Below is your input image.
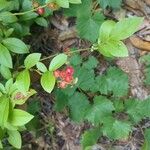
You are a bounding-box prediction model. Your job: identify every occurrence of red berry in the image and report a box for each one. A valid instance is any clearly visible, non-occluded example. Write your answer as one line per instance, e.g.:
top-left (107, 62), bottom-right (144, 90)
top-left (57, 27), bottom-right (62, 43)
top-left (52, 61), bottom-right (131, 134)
top-left (66, 66), bottom-right (74, 76)
top-left (65, 75), bottom-right (73, 83)
top-left (60, 70), bottom-right (66, 79)
top-left (37, 8), bottom-right (45, 15)
top-left (59, 81), bottom-right (67, 89)
top-left (54, 70), bottom-right (60, 78)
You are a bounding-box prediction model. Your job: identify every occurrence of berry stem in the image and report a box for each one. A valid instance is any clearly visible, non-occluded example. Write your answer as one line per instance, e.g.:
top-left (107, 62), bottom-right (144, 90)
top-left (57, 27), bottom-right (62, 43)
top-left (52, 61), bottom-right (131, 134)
top-left (41, 48), bottom-right (91, 61)
top-left (3, 4), bottom-right (47, 16)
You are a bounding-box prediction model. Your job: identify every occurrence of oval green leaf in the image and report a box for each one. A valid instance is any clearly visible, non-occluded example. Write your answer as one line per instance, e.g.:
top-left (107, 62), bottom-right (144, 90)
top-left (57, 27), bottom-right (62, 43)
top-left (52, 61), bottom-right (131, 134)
top-left (8, 109), bottom-right (34, 126)
top-left (2, 38), bottom-right (29, 54)
top-left (41, 71), bottom-right (56, 93)
top-left (49, 54), bottom-right (67, 71)
top-left (7, 130), bottom-right (22, 149)
top-left (24, 53), bottom-right (41, 69)
top-left (15, 69), bottom-right (30, 93)
top-left (0, 96), bottom-right (9, 128)
top-left (0, 43), bottom-right (12, 68)
top-left (36, 62), bottom-right (47, 73)
top-left (0, 65), bottom-right (12, 79)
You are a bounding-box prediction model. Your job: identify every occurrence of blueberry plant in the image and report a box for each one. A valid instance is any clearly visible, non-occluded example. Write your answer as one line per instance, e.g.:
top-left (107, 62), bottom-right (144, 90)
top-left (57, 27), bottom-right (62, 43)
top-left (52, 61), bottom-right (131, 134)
top-left (0, 0), bottom-right (149, 149)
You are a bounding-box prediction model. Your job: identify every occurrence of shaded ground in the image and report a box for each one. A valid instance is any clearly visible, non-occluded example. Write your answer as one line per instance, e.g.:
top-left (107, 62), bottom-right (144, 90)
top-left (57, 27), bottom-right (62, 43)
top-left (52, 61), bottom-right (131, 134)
top-left (22, 0), bottom-right (150, 149)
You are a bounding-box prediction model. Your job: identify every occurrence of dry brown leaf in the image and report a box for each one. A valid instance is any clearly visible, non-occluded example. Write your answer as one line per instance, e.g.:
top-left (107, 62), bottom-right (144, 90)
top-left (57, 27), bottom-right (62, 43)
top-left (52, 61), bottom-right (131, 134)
top-left (144, 0), bottom-right (150, 6)
top-left (130, 36), bottom-right (150, 51)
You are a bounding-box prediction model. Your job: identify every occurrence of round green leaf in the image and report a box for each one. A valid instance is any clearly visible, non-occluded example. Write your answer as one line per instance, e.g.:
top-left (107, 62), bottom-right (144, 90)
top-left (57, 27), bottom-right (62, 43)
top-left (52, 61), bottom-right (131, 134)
top-left (41, 71), bottom-right (56, 93)
top-left (49, 54), bottom-right (67, 71)
top-left (2, 38), bottom-right (29, 54)
top-left (24, 53), bottom-right (41, 69)
top-left (0, 43), bottom-right (12, 68)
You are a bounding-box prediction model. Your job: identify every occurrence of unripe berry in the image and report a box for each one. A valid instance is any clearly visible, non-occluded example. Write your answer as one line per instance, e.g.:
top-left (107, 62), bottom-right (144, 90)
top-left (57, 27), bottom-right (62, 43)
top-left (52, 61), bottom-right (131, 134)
top-left (59, 81), bottom-right (67, 89)
top-left (66, 66), bottom-right (74, 76)
top-left (33, 1), bottom-right (39, 8)
top-left (60, 70), bottom-right (66, 80)
top-left (47, 3), bottom-right (59, 10)
top-left (54, 70), bottom-right (60, 78)
top-left (37, 8), bottom-right (45, 15)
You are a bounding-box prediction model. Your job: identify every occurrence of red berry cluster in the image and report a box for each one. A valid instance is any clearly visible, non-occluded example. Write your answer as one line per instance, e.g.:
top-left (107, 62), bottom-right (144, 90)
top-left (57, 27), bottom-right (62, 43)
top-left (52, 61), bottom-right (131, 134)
top-left (54, 66), bottom-right (75, 89)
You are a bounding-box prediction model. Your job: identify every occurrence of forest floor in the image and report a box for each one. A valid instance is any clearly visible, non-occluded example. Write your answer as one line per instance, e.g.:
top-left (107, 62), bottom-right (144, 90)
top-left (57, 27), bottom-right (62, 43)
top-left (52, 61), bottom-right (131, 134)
top-left (21, 0), bottom-right (150, 150)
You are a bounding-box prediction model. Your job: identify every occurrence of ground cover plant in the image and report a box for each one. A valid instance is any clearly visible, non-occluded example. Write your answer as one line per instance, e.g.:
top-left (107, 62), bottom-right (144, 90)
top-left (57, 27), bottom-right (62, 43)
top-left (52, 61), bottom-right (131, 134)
top-left (0, 0), bottom-right (150, 149)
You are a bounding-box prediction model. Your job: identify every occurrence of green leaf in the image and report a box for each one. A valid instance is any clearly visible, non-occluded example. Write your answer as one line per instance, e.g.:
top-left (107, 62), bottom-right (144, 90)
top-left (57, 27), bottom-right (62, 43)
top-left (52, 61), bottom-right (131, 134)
top-left (98, 20), bottom-right (116, 43)
top-left (83, 56), bottom-right (98, 70)
top-left (22, 0), bottom-right (32, 11)
top-left (102, 119), bottom-right (131, 140)
top-left (69, 0), bottom-right (81, 3)
top-left (124, 98), bottom-right (150, 123)
top-left (5, 78), bottom-right (13, 93)
top-left (96, 67), bottom-right (129, 97)
top-left (24, 53), bottom-right (41, 69)
top-left (54, 90), bottom-right (68, 112)
top-left (41, 71), bottom-right (56, 93)
top-left (2, 38), bottom-right (29, 54)
top-left (81, 127), bottom-right (102, 150)
top-left (140, 54), bottom-right (150, 66)
top-left (49, 54), bottom-right (67, 71)
top-left (0, 96), bottom-right (9, 128)
top-left (0, 65), bottom-right (12, 79)
top-left (64, 0), bottom-right (91, 17)
top-left (142, 128), bottom-right (150, 150)
top-left (85, 96), bottom-right (115, 125)
top-left (99, 40), bottom-right (128, 57)
top-left (75, 66), bottom-right (95, 91)
top-left (4, 28), bottom-right (14, 37)
top-left (69, 54), bottom-right (82, 66)
top-left (27, 99), bottom-right (41, 115)
top-left (19, 12), bottom-right (38, 21)
top-left (35, 17), bottom-right (48, 27)
top-left (0, 140), bottom-right (2, 149)
top-left (110, 17), bottom-right (144, 40)
top-left (140, 98), bottom-right (150, 117)
top-left (7, 130), bottom-right (22, 149)
top-left (0, 83), bottom-right (6, 93)
top-left (125, 99), bottom-right (143, 123)
top-left (15, 69), bottom-right (30, 93)
top-left (8, 109), bottom-right (34, 126)
top-left (56, 0), bottom-right (69, 8)
top-left (113, 99), bottom-right (124, 112)
top-left (98, 0), bottom-right (122, 9)
top-left (0, 0), bottom-right (11, 11)
top-left (0, 43), bottom-right (12, 68)
top-left (68, 92), bottom-right (90, 122)
top-left (0, 11), bottom-right (17, 23)
top-left (77, 12), bottom-right (105, 42)
top-left (36, 62), bottom-right (47, 73)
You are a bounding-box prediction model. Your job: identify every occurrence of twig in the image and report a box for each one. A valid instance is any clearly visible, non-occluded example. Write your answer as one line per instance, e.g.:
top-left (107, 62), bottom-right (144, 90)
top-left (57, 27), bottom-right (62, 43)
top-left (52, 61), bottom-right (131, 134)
top-left (40, 48), bottom-right (91, 61)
